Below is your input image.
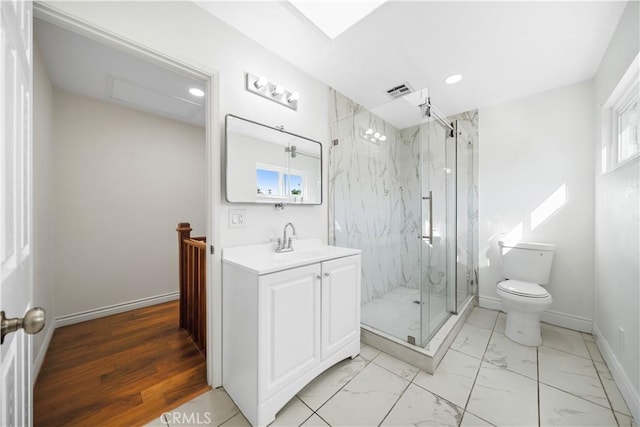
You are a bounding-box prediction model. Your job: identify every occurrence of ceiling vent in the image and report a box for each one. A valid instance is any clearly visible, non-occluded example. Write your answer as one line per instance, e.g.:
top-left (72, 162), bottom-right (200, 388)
top-left (385, 83), bottom-right (414, 98)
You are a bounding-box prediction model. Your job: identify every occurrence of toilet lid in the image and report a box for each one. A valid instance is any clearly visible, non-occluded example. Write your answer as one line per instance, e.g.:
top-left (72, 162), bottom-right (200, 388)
top-left (498, 280), bottom-right (549, 298)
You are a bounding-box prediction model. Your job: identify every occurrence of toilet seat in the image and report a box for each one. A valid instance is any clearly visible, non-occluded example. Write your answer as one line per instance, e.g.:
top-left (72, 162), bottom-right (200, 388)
top-left (497, 280), bottom-right (549, 298)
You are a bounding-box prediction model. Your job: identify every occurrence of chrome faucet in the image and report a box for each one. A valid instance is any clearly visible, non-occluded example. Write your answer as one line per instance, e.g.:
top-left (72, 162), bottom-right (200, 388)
top-left (276, 222), bottom-right (297, 253)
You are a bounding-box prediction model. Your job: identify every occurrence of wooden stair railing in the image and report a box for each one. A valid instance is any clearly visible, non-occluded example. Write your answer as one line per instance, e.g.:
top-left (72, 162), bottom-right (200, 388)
top-left (177, 222), bottom-right (206, 355)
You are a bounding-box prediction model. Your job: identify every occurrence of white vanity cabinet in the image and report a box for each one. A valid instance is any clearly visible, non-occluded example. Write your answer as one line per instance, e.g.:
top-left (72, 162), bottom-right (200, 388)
top-left (222, 242), bottom-right (361, 427)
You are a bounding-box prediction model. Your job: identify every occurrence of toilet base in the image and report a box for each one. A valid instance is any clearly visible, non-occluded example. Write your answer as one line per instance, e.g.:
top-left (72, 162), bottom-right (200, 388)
top-left (505, 311), bottom-right (542, 346)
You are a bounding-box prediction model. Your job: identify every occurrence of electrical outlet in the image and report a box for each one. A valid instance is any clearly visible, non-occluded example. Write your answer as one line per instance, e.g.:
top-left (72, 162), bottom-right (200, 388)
top-left (619, 327), bottom-right (625, 351)
top-left (229, 209), bottom-right (247, 229)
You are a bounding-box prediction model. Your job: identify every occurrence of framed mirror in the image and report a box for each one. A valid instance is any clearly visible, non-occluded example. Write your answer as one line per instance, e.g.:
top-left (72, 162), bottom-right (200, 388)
top-left (225, 114), bottom-right (322, 205)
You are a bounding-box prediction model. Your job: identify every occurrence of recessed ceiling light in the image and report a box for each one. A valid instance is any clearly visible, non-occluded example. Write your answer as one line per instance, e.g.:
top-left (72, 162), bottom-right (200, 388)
top-left (189, 87), bottom-right (205, 97)
top-left (444, 74), bottom-right (462, 85)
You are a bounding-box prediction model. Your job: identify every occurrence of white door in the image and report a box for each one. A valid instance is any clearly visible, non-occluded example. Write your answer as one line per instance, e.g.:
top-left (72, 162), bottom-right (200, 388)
top-left (1, 1), bottom-right (41, 426)
top-left (321, 256), bottom-right (361, 359)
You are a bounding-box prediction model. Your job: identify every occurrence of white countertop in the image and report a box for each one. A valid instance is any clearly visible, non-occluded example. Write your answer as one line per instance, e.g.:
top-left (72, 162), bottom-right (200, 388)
top-left (222, 238), bottom-right (361, 275)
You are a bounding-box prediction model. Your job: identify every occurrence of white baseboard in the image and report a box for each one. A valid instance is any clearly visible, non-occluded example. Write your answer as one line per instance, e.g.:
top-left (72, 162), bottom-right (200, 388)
top-left (478, 295), bottom-right (593, 332)
top-left (478, 296), bottom-right (502, 311)
top-left (55, 291), bottom-right (179, 328)
top-left (593, 323), bottom-right (640, 423)
top-left (32, 319), bottom-right (56, 385)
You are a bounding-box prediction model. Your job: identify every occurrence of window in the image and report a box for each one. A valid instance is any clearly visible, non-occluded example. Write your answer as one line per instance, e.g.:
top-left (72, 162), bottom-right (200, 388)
top-left (601, 55), bottom-right (640, 173)
top-left (256, 163), bottom-right (306, 201)
top-left (617, 94), bottom-right (638, 163)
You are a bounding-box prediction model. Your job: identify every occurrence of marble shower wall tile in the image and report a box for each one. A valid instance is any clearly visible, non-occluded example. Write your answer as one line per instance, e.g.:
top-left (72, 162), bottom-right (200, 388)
top-left (329, 88), bottom-right (421, 304)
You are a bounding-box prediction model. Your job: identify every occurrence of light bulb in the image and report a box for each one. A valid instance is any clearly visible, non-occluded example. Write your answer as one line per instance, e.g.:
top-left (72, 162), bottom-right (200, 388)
top-left (365, 128), bottom-right (374, 135)
top-left (287, 91), bottom-right (299, 103)
top-left (374, 132), bottom-right (380, 138)
top-left (379, 135), bottom-right (387, 141)
top-left (254, 76), bottom-right (268, 89)
top-left (272, 85), bottom-right (285, 96)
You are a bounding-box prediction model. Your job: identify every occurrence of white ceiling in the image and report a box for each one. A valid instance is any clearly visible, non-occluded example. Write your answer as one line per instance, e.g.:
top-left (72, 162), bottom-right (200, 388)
top-left (197, 1), bottom-right (627, 121)
top-left (34, 19), bottom-right (206, 127)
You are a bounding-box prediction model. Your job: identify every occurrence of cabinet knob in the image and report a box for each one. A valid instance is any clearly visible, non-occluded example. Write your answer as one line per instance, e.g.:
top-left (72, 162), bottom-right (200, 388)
top-left (316, 275), bottom-right (322, 280)
top-left (324, 272), bottom-right (330, 277)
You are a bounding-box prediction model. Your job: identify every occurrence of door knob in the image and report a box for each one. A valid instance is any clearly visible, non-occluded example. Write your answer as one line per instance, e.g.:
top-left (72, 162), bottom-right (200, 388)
top-left (1, 307), bottom-right (46, 344)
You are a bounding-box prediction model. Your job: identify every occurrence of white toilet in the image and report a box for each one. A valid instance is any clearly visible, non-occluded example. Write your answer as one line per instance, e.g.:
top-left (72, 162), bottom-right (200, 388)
top-left (496, 240), bottom-right (556, 346)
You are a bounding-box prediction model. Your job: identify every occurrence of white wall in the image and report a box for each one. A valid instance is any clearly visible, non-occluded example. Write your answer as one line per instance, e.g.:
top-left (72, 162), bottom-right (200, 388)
top-left (53, 90), bottom-right (206, 316)
top-left (478, 80), bottom-right (596, 331)
top-left (32, 40), bottom-right (55, 373)
top-left (42, 1), bottom-right (330, 249)
top-left (593, 1), bottom-right (639, 421)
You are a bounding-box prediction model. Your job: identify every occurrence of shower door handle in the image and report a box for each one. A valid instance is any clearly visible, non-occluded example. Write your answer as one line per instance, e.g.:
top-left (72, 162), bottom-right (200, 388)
top-left (421, 191), bottom-right (433, 243)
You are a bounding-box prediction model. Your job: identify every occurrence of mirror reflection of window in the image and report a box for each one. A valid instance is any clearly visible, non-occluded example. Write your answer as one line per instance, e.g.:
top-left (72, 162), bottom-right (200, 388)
top-left (286, 174), bottom-right (302, 194)
top-left (256, 169), bottom-right (281, 196)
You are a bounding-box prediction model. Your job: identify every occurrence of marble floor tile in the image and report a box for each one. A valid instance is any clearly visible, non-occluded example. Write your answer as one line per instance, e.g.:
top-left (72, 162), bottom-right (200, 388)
top-left (494, 312), bottom-right (507, 334)
top-left (168, 388), bottom-right (238, 426)
top-left (380, 383), bottom-right (463, 427)
top-left (467, 362), bottom-right (538, 427)
top-left (373, 351), bottom-right (419, 381)
top-left (614, 412), bottom-right (637, 427)
top-left (586, 340), bottom-right (605, 363)
top-left (317, 362), bottom-right (408, 426)
top-left (583, 332), bottom-right (596, 343)
top-left (449, 322), bottom-right (492, 359)
top-left (460, 411), bottom-right (494, 427)
top-left (412, 349), bottom-right (481, 408)
top-left (594, 361), bottom-right (632, 416)
top-left (269, 397), bottom-right (313, 427)
top-left (219, 412), bottom-right (250, 427)
top-left (538, 346), bottom-right (609, 408)
top-left (466, 307), bottom-right (499, 330)
top-left (358, 343), bottom-right (381, 362)
top-left (483, 331), bottom-right (537, 379)
top-left (300, 414), bottom-right (330, 426)
top-left (541, 322), bottom-right (590, 359)
top-left (539, 383), bottom-right (618, 426)
top-left (297, 356), bottom-right (367, 410)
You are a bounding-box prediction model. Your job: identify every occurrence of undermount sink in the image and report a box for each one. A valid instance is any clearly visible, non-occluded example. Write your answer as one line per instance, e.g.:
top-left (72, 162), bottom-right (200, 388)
top-left (222, 238), bottom-right (361, 275)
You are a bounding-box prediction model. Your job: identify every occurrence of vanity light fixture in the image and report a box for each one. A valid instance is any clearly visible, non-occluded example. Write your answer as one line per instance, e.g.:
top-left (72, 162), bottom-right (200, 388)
top-left (189, 87), bottom-right (205, 97)
top-left (444, 74), bottom-right (463, 85)
top-left (245, 72), bottom-right (299, 111)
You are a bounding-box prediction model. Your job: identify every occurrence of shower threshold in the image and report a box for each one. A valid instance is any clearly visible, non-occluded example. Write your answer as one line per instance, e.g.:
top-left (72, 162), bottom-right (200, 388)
top-left (360, 296), bottom-right (475, 374)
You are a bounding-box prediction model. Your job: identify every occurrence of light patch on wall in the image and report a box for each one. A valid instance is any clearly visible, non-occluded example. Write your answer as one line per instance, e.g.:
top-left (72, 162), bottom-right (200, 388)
top-left (530, 183), bottom-right (567, 230)
top-left (601, 145), bottom-right (608, 173)
top-left (502, 222), bottom-right (524, 253)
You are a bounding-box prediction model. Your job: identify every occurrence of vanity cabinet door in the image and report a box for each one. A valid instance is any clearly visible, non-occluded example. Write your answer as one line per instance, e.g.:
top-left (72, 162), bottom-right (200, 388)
top-left (321, 256), bottom-right (361, 359)
top-left (258, 264), bottom-right (322, 400)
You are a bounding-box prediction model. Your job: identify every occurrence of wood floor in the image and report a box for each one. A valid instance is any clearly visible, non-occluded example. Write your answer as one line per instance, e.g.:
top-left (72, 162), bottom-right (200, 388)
top-left (34, 301), bottom-right (210, 427)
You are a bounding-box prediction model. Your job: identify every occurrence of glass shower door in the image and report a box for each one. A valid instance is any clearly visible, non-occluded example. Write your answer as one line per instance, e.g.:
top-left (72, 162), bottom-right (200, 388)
top-left (420, 117), bottom-right (456, 346)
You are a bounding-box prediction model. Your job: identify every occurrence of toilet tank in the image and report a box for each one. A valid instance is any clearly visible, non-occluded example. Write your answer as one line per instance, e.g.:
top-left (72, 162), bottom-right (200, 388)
top-left (499, 241), bottom-right (556, 285)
